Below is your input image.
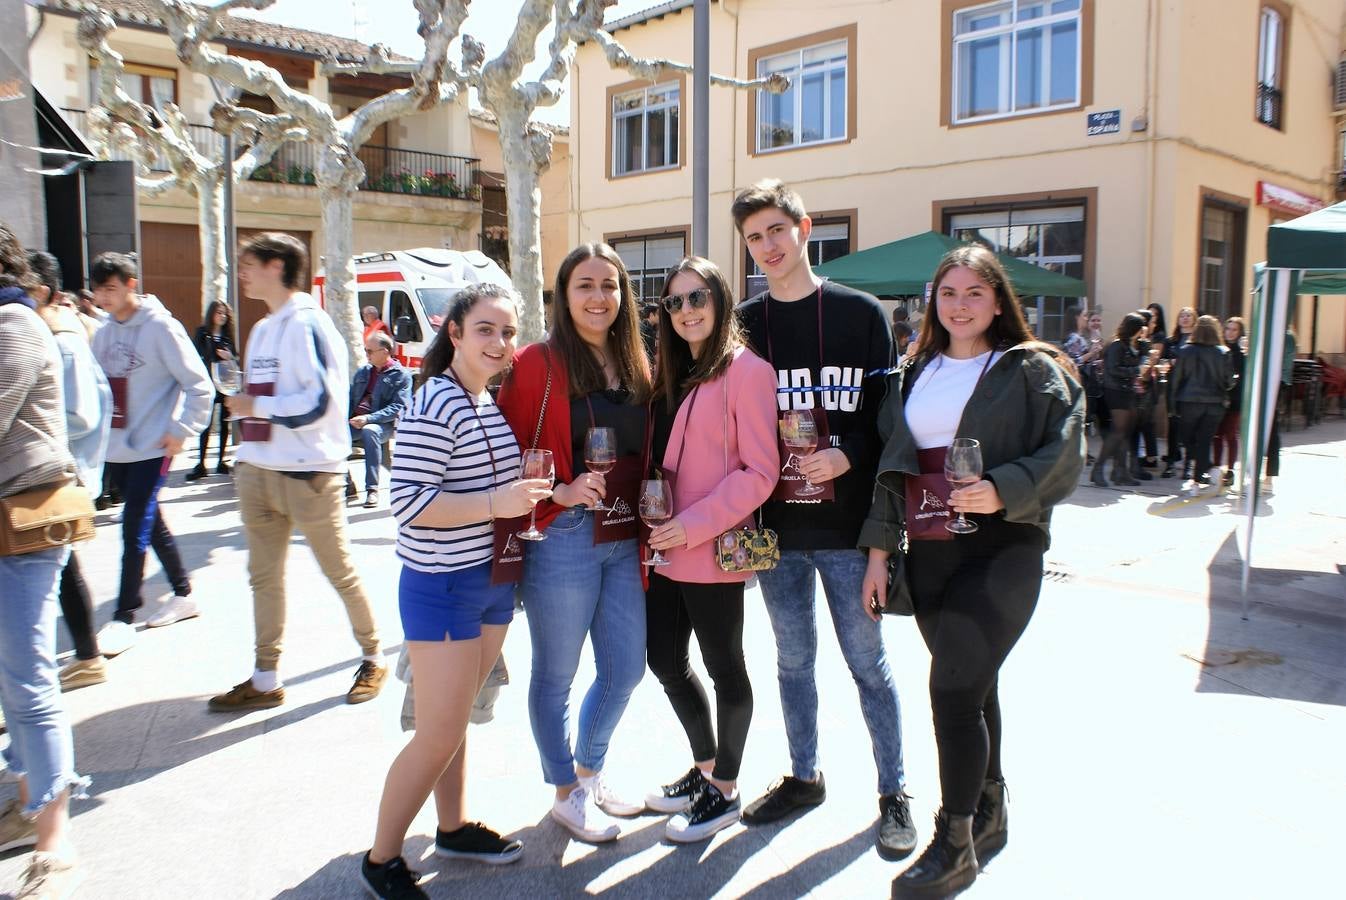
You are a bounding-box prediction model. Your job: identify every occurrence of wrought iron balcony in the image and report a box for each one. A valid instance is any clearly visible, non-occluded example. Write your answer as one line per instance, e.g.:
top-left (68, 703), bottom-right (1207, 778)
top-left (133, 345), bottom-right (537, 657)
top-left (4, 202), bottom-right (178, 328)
top-left (59, 108), bottom-right (480, 201)
top-left (1255, 82), bottom-right (1283, 129)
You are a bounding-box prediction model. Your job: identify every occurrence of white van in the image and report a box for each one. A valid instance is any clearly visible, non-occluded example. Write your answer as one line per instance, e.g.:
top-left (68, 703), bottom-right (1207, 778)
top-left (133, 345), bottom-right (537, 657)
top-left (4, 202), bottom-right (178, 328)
top-left (312, 248), bottom-right (512, 375)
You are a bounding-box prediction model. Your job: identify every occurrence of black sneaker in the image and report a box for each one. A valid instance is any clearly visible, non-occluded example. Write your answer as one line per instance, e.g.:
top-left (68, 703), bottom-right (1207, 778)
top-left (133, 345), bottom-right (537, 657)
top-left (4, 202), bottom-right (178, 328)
top-left (741, 773), bottom-right (826, 825)
top-left (645, 767), bottom-right (707, 813)
top-left (433, 822), bottom-right (522, 865)
top-left (877, 792), bottom-right (918, 860)
top-left (665, 783), bottom-right (741, 843)
top-left (184, 464), bottom-right (208, 482)
top-left (359, 853), bottom-right (427, 900)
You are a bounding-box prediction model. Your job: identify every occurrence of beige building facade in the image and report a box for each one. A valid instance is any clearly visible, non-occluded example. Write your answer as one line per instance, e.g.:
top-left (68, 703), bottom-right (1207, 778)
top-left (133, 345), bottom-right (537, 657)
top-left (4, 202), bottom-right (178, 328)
top-left (27, 0), bottom-right (483, 341)
top-left (570, 0), bottom-right (1346, 359)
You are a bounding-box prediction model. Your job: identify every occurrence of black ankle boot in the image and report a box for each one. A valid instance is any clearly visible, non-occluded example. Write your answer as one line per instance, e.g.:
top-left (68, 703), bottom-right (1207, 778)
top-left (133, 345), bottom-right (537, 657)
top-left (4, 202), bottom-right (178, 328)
top-left (1090, 465), bottom-right (1108, 487)
top-left (971, 779), bottom-right (1008, 865)
top-left (891, 811), bottom-right (977, 898)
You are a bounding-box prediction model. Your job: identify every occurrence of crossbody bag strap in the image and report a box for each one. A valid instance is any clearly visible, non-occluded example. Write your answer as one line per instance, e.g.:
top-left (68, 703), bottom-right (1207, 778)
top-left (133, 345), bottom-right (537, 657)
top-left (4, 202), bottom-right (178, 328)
top-left (530, 344), bottom-right (553, 451)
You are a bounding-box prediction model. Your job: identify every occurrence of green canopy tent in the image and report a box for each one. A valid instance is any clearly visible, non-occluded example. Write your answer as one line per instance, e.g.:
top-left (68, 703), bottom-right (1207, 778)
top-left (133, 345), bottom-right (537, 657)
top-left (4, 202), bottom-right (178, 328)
top-left (1239, 201), bottom-right (1346, 614)
top-left (815, 230), bottom-right (1089, 298)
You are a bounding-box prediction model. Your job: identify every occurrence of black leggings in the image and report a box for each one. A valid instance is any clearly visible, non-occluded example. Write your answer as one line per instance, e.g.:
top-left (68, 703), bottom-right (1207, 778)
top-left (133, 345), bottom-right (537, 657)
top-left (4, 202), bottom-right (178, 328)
top-left (907, 518), bottom-right (1045, 815)
top-left (59, 551), bottom-right (100, 661)
top-left (197, 396), bottom-right (230, 466)
top-left (645, 574), bottom-right (753, 782)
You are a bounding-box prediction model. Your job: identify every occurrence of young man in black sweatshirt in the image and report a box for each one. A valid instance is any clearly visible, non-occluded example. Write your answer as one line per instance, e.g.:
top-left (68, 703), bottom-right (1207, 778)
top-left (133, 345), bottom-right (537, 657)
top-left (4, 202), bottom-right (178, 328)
top-left (732, 180), bottom-right (915, 860)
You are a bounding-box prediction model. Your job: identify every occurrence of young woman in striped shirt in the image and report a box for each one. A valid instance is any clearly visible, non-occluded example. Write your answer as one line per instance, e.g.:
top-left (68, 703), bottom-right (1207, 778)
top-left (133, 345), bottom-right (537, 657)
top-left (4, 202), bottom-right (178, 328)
top-left (362, 283), bottom-right (552, 900)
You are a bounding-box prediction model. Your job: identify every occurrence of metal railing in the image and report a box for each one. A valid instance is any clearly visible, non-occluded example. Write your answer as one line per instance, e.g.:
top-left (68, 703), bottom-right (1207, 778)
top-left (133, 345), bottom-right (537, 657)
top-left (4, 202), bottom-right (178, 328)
top-left (1255, 82), bottom-right (1283, 129)
top-left (61, 107), bottom-right (222, 169)
top-left (60, 108), bottom-right (480, 200)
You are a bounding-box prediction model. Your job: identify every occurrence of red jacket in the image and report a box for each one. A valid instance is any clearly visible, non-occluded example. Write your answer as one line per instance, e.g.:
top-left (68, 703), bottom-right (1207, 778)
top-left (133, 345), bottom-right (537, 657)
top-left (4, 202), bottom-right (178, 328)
top-left (497, 341), bottom-right (573, 533)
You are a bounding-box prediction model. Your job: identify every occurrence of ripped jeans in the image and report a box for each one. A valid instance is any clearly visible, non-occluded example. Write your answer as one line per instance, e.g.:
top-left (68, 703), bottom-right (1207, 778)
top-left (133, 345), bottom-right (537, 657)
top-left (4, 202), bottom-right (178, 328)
top-left (0, 546), bottom-right (90, 815)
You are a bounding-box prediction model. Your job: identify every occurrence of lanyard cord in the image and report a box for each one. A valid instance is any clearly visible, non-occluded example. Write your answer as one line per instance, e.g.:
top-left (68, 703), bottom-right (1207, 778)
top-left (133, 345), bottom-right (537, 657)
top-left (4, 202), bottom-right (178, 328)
top-left (762, 284), bottom-right (824, 369)
top-left (442, 372), bottom-right (505, 490)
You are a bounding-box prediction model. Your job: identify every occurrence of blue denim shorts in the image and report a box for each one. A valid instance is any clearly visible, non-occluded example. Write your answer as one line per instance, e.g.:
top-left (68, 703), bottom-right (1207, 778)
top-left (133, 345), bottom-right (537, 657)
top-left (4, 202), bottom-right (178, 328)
top-left (399, 561), bottom-right (514, 642)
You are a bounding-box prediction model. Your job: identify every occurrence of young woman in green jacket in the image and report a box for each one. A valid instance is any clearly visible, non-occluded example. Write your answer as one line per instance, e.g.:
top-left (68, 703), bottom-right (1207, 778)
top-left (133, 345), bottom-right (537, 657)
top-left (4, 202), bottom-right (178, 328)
top-left (858, 245), bottom-right (1086, 898)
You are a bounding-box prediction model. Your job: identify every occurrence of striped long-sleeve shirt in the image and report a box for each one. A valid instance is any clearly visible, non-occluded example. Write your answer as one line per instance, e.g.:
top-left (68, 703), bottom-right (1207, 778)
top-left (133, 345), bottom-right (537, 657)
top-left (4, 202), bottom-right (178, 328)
top-left (0, 299), bottom-right (75, 498)
top-left (391, 375), bottom-right (522, 572)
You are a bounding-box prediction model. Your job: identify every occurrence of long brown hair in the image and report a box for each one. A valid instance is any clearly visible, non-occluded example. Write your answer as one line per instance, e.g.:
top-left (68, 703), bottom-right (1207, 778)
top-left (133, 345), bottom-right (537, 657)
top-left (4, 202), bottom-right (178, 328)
top-left (550, 243), bottom-right (652, 401)
top-left (201, 300), bottom-right (235, 338)
top-left (654, 257), bottom-right (743, 411)
top-left (1191, 314), bottom-right (1222, 347)
top-left (914, 245), bottom-right (1035, 364)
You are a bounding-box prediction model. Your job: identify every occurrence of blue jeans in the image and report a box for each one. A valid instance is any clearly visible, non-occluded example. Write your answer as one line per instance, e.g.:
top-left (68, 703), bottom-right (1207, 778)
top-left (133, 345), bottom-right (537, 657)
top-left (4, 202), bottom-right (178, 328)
top-left (520, 508), bottom-right (646, 786)
top-left (757, 548), bottom-right (906, 795)
top-left (0, 546), bottom-right (89, 815)
top-left (106, 456), bottom-right (190, 622)
top-left (352, 423), bottom-right (390, 492)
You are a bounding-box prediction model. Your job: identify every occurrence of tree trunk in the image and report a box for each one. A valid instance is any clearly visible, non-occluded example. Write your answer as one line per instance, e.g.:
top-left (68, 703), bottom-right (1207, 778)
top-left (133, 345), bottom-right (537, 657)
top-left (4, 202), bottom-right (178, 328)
top-left (316, 145), bottom-right (366, 371)
top-left (197, 173), bottom-right (227, 319)
top-left (319, 187), bottom-right (363, 371)
top-left (498, 112), bottom-right (547, 343)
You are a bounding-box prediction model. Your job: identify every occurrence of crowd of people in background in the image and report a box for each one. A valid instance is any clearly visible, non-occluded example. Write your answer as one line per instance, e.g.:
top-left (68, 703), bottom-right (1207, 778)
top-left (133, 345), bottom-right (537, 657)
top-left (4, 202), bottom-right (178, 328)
top-left (1070, 301), bottom-right (1272, 495)
top-left (1, 171), bottom-right (1300, 900)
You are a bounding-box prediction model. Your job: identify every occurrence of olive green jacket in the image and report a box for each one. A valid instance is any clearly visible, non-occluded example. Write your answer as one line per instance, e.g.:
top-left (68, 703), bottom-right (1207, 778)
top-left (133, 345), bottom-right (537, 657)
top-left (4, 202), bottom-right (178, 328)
top-left (858, 344), bottom-right (1086, 552)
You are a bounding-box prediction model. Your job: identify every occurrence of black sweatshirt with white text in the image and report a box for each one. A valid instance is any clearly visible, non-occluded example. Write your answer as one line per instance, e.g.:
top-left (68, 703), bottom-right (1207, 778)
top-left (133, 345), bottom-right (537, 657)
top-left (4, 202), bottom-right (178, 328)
top-left (738, 280), bottom-right (894, 550)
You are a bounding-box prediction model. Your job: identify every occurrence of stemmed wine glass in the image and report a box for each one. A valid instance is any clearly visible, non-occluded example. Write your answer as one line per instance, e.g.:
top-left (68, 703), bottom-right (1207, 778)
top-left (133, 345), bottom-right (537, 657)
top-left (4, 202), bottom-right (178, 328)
top-left (516, 449), bottom-right (555, 541)
top-left (944, 438), bottom-right (983, 534)
top-left (212, 359), bottom-right (243, 419)
top-left (584, 427), bottom-right (617, 511)
top-left (639, 478), bottom-right (673, 567)
top-left (780, 409), bottom-right (824, 497)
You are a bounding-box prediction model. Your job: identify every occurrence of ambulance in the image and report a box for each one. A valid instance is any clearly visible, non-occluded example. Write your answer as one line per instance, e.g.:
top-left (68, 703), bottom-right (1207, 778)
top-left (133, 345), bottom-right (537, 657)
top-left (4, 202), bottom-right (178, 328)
top-left (312, 248), bottom-right (512, 375)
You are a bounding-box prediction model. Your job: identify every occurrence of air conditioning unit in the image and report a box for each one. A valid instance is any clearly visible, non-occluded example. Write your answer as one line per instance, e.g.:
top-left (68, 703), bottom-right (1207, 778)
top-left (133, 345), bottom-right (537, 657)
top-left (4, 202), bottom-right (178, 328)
top-left (1336, 55), bottom-right (1346, 110)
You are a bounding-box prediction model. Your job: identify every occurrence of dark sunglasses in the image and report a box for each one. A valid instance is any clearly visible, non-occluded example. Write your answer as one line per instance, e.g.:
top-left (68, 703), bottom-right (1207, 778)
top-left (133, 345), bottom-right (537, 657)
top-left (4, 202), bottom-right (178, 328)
top-left (662, 288), bottom-right (713, 314)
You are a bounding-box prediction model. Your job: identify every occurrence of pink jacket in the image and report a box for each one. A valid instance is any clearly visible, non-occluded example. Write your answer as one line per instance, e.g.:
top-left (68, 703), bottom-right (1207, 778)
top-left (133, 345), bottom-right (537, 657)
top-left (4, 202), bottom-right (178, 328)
top-left (658, 347), bottom-right (780, 584)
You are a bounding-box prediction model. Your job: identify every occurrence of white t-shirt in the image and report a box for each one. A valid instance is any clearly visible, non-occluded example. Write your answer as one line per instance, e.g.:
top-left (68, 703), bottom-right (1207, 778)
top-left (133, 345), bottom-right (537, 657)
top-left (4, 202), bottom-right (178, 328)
top-left (905, 351), bottom-right (1001, 450)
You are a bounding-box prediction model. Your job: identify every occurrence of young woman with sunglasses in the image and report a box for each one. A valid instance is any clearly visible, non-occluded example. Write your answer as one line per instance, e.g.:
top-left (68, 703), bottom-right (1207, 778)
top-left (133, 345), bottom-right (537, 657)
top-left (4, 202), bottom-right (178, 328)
top-left (642, 257), bottom-right (778, 842)
top-left (497, 243), bottom-right (654, 844)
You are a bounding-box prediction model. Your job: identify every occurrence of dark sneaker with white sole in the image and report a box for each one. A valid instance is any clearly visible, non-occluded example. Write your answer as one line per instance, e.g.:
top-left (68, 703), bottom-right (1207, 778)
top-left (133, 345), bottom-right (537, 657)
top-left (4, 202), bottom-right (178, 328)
top-left (434, 822), bottom-right (523, 865)
top-left (741, 772), bottom-right (826, 825)
top-left (646, 767), bottom-right (707, 813)
top-left (359, 853), bottom-right (427, 900)
top-left (877, 792), bottom-right (918, 860)
top-left (665, 783), bottom-right (741, 843)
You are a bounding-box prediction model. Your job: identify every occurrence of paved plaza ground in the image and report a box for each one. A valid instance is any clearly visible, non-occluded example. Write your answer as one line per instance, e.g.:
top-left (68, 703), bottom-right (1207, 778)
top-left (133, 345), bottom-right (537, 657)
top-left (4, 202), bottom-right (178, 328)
top-left (1, 418), bottom-right (1342, 899)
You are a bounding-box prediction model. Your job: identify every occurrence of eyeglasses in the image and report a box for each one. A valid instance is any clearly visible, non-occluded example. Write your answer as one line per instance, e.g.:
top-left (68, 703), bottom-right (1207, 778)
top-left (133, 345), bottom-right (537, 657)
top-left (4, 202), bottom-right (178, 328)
top-left (662, 288), bottom-right (713, 314)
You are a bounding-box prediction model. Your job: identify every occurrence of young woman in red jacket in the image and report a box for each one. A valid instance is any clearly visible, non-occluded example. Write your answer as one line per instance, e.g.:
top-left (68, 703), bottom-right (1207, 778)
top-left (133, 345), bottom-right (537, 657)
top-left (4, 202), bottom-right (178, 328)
top-left (497, 243), bottom-right (653, 844)
top-left (642, 257), bottom-right (779, 842)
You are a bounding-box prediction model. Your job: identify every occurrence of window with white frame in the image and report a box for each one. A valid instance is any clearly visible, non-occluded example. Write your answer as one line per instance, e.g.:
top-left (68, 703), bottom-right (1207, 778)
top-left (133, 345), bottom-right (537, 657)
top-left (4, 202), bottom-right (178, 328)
top-left (948, 205), bottom-right (1084, 342)
top-left (612, 233), bottom-right (686, 304)
top-left (1255, 5), bottom-right (1284, 128)
top-left (744, 220), bottom-right (851, 298)
top-left (611, 83), bottom-right (680, 177)
top-left (88, 60), bottom-right (177, 111)
top-left (756, 39), bottom-right (848, 152)
top-left (952, 0), bottom-right (1082, 124)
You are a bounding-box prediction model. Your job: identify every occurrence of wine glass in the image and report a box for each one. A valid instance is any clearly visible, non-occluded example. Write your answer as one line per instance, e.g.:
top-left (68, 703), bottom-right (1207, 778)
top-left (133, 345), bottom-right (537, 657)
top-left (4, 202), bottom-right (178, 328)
top-left (780, 409), bottom-right (824, 497)
top-left (212, 359), bottom-right (243, 420)
top-left (516, 449), bottom-right (555, 541)
top-left (212, 359), bottom-right (242, 396)
top-left (584, 427), bottom-right (617, 512)
top-left (944, 438), bottom-right (983, 534)
top-left (639, 478), bottom-right (673, 567)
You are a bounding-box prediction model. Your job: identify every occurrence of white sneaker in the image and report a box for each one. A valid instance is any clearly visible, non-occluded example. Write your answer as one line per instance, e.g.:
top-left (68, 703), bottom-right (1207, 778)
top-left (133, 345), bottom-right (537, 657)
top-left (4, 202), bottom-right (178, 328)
top-left (550, 786), bottom-right (620, 843)
top-left (584, 771), bottom-right (644, 817)
top-left (96, 620), bottom-right (135, 657)
top-left (1261, 476), bottom-right (1276, 495)
top-left (146, 594), bottom-right (201, 628)
top-left (16, 851), bottom-right (82, 900)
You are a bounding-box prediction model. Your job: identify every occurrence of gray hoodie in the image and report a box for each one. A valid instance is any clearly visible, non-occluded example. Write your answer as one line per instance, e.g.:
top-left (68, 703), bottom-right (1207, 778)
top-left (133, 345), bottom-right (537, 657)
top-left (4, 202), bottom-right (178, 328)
top-left (90, 294), bottom-right (212, 463)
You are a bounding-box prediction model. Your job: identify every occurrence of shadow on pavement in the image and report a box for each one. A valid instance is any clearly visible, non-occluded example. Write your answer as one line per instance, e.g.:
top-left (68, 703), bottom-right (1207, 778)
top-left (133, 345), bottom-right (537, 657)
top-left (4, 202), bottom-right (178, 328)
top-left (1193, 532), bottom-right (1346, 707)
top-left (273, 812), bottom-right (873, 898)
